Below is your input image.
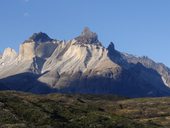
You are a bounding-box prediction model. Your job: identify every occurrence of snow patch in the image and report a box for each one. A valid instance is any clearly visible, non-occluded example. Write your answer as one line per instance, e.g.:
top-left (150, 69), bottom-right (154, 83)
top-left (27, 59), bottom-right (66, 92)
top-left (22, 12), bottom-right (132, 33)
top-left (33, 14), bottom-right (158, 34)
top-left (162, 76), bottom-right (169, 87)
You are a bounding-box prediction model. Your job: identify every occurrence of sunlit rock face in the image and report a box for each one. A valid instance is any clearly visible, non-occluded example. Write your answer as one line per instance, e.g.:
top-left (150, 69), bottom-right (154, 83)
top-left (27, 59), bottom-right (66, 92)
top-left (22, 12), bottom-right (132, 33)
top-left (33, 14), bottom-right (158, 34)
top-left (18, 41), bottom-right (36, 60)
top-left (2, 48), bottom-right (17, 60)
top-left (18, 32), bottom-right (57, 60)
top-left (0, 48), bottom-right (17, 69)
top-left (0, 28), bottom-right (170, 97)
top-left (0, 32), bottom-right (57, 78)
top-left (18, 41), bottom-right (58, 60)
top-left (38, 39), bottom-right (121, 88)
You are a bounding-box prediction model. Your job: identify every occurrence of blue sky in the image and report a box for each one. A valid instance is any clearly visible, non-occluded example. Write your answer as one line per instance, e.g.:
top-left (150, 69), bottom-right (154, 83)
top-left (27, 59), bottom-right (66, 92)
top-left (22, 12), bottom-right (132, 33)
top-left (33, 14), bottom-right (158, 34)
top-left (0, 0), bottom-right (170, 67)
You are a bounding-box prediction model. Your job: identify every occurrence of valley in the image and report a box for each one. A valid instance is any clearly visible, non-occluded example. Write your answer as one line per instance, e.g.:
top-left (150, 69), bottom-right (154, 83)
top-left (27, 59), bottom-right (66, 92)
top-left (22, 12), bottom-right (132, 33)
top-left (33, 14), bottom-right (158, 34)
top-left (0, 91), bottom-right (170, 128)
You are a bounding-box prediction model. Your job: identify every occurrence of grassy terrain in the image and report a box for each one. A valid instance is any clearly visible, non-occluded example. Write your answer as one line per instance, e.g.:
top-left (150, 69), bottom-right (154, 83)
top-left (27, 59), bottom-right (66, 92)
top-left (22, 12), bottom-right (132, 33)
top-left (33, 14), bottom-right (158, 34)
top-left (0, 91), bottom-right (169, 128)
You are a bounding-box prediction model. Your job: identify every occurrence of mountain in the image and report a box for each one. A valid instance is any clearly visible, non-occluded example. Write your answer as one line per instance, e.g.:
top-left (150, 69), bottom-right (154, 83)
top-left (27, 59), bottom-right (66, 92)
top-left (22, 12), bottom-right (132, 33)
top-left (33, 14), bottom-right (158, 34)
top-left (0, 27), bottom-right (170, 97)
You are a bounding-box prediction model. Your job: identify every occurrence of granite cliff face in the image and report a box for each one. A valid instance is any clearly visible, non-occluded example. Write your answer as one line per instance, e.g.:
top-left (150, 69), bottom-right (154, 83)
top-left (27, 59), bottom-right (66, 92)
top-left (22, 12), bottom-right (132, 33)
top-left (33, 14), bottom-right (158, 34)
top-left (1, 48), bottom-right (17, 62)
top-left (0, 27), bottom-right (170, 97)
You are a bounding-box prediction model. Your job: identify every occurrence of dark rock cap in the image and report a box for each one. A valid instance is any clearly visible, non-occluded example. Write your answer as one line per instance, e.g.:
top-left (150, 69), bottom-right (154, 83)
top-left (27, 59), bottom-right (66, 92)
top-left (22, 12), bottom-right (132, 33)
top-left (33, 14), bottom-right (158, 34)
top-left (27, 32), bottom-right (53, 43)
top-left (107, 42), bottom-right (115, 51)
top-left (75, 27), bottom-right (102, 46)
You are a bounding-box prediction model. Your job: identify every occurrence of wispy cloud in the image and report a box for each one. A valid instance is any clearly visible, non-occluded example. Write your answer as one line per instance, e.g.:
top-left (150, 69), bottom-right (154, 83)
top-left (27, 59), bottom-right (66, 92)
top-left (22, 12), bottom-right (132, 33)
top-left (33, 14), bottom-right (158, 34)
top-left (24, 12), bottom-right (30, 17)
top-left (24, 0), bottom-right (29, 2)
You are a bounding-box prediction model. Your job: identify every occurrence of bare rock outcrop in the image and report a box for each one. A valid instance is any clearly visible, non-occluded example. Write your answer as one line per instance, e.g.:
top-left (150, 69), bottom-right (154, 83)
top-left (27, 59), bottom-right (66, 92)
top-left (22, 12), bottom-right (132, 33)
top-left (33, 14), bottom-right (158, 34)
top-left (1, 28), bottom-right (170, 97)
top-left (0, 48), bottom-right (17, 66)
top-left (2, 48), bottom-right (17, 60)
top-left (75, 27), bottom-right (102, 46)
top-left (18, 41), bottom-right (36, 60)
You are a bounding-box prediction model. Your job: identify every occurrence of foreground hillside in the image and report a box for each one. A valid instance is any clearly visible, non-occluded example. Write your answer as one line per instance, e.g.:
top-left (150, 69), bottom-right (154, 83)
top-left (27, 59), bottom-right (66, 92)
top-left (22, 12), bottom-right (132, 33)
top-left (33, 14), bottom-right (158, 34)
top-left (0, 91), bottom-right (170, 128)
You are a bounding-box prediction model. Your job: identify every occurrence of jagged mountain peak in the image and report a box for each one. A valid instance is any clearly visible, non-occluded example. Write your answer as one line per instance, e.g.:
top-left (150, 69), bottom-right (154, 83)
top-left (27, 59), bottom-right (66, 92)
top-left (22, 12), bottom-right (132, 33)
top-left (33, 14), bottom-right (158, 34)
top-left (107, 42), bottom-right (115, 51)
top-left (2, 48), bottom-right (17, 59)
top-left (26, 32), bottom-right (53, 43)
top-left (1, 29), bottom-right (170, 98)
top-left (81, 27), bottom-right (95, 36)
top-left (75, 27), bottom-right (102, 46)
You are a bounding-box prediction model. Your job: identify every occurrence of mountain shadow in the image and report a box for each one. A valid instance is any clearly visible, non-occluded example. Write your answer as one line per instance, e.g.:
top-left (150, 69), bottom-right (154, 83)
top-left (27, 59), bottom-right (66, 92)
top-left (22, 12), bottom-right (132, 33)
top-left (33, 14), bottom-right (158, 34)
top-left (0, 72), bottom-right (58, 94)
top-left (58, 64), bottom-right (170, 98)
top-left (1, 67), bottom-right (170, 97)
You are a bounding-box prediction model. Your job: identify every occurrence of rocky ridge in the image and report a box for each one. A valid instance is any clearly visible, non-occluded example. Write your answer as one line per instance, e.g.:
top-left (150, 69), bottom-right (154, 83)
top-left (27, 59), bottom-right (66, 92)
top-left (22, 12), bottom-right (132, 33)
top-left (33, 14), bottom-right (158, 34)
top-left (0, 27), bottom-right (170, 97)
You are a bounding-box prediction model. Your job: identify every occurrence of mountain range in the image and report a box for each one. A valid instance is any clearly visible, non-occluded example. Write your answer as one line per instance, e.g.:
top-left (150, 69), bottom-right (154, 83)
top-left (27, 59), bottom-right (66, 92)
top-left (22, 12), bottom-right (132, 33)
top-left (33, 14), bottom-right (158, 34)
top-left (0, 27), bottom-right (170, 97)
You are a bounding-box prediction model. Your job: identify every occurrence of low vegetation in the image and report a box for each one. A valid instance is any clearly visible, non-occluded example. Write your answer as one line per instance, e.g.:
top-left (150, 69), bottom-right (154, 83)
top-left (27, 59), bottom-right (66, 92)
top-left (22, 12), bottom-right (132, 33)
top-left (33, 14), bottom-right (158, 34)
top-left (0, 91), bottom-right (169, 128)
